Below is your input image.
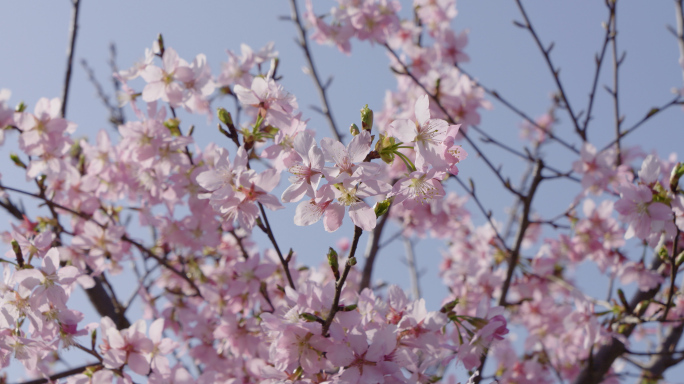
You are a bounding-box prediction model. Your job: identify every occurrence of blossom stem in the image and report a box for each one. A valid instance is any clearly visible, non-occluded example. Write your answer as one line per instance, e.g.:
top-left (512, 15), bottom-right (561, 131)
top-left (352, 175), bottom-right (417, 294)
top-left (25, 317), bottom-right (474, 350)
top-left (394, 151), bottom-right (416, 173)
top-left (258, 202), bottom-right (296, 290)
top-left (322, 225), bottom-right (363, 336)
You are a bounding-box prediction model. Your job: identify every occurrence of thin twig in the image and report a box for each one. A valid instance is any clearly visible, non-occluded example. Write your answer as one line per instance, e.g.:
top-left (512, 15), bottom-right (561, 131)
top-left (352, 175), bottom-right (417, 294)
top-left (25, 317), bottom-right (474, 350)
top-left (498, 159), bottom-right (544, 307)
top-left (14, 363), bottom-right (102, 384)
top-left (457, 66), bottom-right (578, 154)
top-left (581, 4), bottom-right (613, 134)
top-left (258, 202), bottom-right (296, 290)
top-left (452, 176), bottom-right (509, 251)
top-left (287, 0), bottom-right (342, 142)
top-left (607, 0), bottom-right (623, 165)
top-left (599, 95), bottom-right (682, 152)
top-left (359, 210), bottom-right (391, 292)
top-left (60, 0), bottom-right (81, 118)
top-left (322, 226), bottom-right (363, 336)
top-left (514, 0), bottom-right (584, 140)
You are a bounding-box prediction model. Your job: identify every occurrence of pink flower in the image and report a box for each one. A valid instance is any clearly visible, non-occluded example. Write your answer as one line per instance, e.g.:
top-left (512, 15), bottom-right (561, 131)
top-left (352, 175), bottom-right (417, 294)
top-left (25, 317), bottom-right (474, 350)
top-left (141, 48), bottom-right (194, 106)
top-left (326, 327), bottom-right (398, 384)
top-left (614, 183), bottom-right (673, 240)
top-left (281, 131), bottom-right (325, 203)
top-left (618, 261), bottom-right (664, 292)
top-left (390, 168), bottom-right (446, 209)
top-left (13, 248), bottom-right (82, 309)
top-left (234, 77), bottom-right (298, 129)
top-left (294, 184), bottom-right (346, 232)
top-left (390, 94), bottom-right (452, 170)
top-left (100, 317), bottom-right (154, 375)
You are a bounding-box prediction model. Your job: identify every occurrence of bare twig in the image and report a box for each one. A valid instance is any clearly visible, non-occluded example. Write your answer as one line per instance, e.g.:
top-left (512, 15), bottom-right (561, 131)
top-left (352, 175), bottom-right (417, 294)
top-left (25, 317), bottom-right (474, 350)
top-left (498, 158), bottom-right (544, 307)
top-left (581, 3), bottom-right (612, 134)
top-left (514, 0), bottom-right (584, 140)
top-left (80, 59), bottom-right (123, 129)
top-left (258, 203), bottom-right (296, 290)
top-left (14, 363), bottom-right (102, 384)
top-left (457, 66), bottom-right (578, 154)
top-left (359, 210), bottom-right (391, 292)
top-left (607, 0), bottom-right (623, 165)
top-left (600, 94), bottom-right (682, 152)
top-left (60, 0), bottom-right (81, 118)
top-left (322, 226), bottom-right (363, 336)
top-left (287, 0), bottom-right (342, 142)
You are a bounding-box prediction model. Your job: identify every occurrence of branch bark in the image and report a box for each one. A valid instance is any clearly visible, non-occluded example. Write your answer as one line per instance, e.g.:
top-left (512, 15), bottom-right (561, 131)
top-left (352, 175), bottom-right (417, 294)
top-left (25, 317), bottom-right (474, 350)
top-left (288, 0), bottom-right (342, 142)
top-left (60, 0), bottom-right (81, 118)
top-left (572, 258), bottom-right (664, 384)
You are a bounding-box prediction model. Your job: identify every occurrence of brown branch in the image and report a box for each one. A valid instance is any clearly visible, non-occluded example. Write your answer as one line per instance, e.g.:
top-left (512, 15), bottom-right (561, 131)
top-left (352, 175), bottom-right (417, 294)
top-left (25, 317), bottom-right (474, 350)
top-left (322, 225), bottom-right (363, 336)
top-left (639, 322), bottom-right (684, 382)
top-left (572, 258), bottom-right (664, 384)
top-left (607, 0), bottom-right (623, 165)
top-left (60, 0), bottom-right (81, 118)
top-left (457, 66), bottom-right (579, 154)
top-left (358, 209), bottom-right (391, 292)
top-left (14, 363), bottom-right (102, 384)
top-left (80, 59), bottom-right (123, 129)
top-left (452, 175), bottom-right (508, 250)
top-left (514, 0), bottom-right (585, 140)
top-left (287, 0), bottom-right (342, 142)
top-left (258, 202), bottom-right (296, 290)
top-left (581, 3), bottom-right (613, 134)
top-left (600, 95), bottom-right (682, 152)
top-left (498, 158), bottom-right (544, 307)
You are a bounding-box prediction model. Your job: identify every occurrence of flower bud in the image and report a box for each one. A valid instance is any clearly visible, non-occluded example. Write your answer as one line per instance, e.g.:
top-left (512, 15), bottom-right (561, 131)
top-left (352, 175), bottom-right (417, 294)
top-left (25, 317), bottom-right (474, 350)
top-left (10, 153), bottom-right (26, 169)
top-left (299, 312), bottom-right (320, 322)
top-left (374, 199), bottom-right (391, 217)
top-left (327, 247), bottom-right (340, 280)
top-left (164, 118), bottom-right (181, 136)
top-left (11, 239), bottom-right (24, 268)
top-left (350, 123), bottom-right (360, 136)
top-left (15, 101), bottom-right (26, 113)
top-left (217, 107), bottom-right (233, 127)
top-left (341, 304), bottom-right (358, 312)
top-left (360, 104), bottom-right (373, 132)
top-left (440, 299), bottom-right (459, 313)
top-left (157, 34), bottom-right (165, 55)
top-left (670, 162), bottom-right (683, 193)
top-left (374, 134), bottom-right (396, 164)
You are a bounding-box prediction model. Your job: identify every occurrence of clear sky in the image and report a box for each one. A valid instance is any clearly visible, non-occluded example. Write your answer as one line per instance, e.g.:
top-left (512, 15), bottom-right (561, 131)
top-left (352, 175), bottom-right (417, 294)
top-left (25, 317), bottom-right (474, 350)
top-left (1, 1), bottom-right (682, 382)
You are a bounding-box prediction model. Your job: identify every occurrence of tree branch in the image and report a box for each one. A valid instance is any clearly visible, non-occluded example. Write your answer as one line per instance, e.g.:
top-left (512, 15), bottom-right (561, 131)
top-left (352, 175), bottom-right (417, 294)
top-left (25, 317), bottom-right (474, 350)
top-left (287, 0), bottom-right (342, 142)
top-left (14, 363), bottom-right (102, 384)
top-left (358, 209), bottom-right (391, 292)
top-left (60, 0), bottom-right (81, 118)
top-left (322, 225), bottom-right (363, 336)
top-left (514, 0), bottom-right (584, 140)
top-left (572, 258), bottom-right (664, 384)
